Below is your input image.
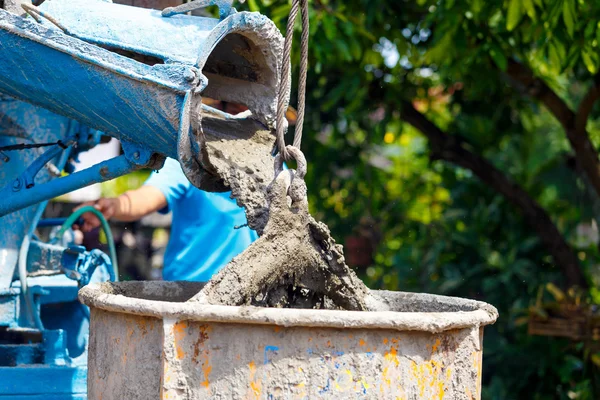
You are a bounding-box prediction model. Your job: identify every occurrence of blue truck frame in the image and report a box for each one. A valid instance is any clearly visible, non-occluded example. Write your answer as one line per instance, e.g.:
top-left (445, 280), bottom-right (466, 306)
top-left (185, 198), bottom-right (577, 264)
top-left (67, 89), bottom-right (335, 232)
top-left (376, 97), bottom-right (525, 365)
top-left (0, 0), bottom-right (284, 397)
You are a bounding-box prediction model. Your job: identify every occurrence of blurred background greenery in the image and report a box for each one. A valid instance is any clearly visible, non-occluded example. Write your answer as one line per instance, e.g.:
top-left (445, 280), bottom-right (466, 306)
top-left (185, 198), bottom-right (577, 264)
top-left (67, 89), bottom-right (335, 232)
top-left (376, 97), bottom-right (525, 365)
top-left (81, 0), bottom-right (600, 398)
top-left (248, 0), bottom-right (600, 398)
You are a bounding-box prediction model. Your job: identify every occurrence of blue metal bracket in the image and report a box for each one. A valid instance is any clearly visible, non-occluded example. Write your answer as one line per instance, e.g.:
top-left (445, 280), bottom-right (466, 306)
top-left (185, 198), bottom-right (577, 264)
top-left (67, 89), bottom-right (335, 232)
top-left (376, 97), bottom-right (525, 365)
top-left (121, 140), bottom-right (155, 166)
top-left (24, 241), bottom-right (112, 286)
top-left (11, 139), bottom-right (74, 192)
top-left (26, 241), bottom-right (68, 276)
top-left (0, 153), bottom-right (161, 218)
top-left (62, 246), bottom-right (115, 285)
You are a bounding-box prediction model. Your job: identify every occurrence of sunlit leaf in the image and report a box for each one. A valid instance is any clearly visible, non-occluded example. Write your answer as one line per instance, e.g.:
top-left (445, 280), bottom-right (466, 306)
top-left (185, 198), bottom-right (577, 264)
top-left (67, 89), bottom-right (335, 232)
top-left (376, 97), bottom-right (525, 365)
top-left (247, 0), bottom-right (259, 12)
top-left (582, 47), bottom-right (599, 74)
top-left (471, 0), bottom-right (484, 15)
top-left (546, 282), bottom-right (566, 302)
top-left (523, 0), bottom-right (536, 20)
top-left (506, 0), bottom-right (524, 31)
top-left (562, 0), bottom-right (576, 37)
top-left (547, 41), bottom-right (561, 70)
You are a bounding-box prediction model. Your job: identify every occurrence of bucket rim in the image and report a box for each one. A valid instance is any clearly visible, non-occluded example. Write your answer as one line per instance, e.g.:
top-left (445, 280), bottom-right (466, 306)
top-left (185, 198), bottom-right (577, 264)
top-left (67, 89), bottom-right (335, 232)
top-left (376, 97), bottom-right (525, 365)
top-left (79, 281), bottom-right (498, 333)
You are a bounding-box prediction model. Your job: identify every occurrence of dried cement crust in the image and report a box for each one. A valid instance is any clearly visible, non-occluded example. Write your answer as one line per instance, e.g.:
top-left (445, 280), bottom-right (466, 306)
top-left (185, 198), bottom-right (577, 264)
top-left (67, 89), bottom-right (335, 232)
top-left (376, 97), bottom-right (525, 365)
top-left (79, 281), bottom-right (499, 332)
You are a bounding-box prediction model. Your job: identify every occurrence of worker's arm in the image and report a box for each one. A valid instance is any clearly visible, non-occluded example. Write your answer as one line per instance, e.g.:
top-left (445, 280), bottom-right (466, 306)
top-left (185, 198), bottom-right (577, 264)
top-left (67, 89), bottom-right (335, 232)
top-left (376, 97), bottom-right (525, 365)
top-left (76, 185), bottom-right (167, 232)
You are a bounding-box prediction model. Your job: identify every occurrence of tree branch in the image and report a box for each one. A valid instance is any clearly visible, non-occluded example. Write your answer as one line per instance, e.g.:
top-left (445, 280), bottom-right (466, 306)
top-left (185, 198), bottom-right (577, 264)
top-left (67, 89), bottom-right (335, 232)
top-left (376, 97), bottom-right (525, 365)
top-left (576, 74), bottom-right (600, 135)
top-left (505, 60), bottom-right (600, 201)
top-left (401, 101), bottom-right (587, 289)
top-left (506, 60), bottom-right (575, 129)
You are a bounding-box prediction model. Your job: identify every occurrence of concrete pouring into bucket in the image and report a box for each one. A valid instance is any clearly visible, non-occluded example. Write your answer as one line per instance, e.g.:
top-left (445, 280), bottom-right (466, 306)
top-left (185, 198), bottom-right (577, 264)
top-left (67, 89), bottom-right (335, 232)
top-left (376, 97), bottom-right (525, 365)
top-left (0, 0), bottom-right (498, 397)
top-left (79, 3), bottom-right (497, 398)
top-left (79, 119), bottom-right (499, 398)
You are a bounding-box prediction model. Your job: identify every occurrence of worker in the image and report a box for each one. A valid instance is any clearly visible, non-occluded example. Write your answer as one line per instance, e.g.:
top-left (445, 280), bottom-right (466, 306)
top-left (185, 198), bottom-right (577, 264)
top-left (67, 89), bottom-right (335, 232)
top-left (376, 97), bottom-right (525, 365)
top-left (77, 97), bottom-right (295, 281)
top-left (76, 156), bottom-right (257, 282)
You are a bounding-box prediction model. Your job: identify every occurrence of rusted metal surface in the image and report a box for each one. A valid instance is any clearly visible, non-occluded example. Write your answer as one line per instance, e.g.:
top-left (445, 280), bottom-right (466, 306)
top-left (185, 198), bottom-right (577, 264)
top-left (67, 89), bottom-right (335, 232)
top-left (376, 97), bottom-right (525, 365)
top-left (81, 281), bottom-right (497, 400)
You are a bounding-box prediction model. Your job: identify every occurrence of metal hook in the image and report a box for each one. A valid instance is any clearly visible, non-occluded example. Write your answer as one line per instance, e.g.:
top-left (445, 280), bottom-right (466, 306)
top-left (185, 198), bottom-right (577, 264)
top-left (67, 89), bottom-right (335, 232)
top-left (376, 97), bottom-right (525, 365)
top-left (274, 145), bottom-right (307, 179)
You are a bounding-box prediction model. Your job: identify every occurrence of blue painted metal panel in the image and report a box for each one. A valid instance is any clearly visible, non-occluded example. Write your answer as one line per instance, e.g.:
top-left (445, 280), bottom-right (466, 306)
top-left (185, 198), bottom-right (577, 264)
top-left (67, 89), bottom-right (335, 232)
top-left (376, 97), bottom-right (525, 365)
top-left (2, 395), bottom-right (86, 400)
top-left (41, 303), bottom-right (90, 361)
top-left (26, 241), bottom-right (71, 276)
top-left (40, 0), bottom-right (220, 65)
top-left (0, 344), bottom-right (42, 366)
top-left (0, 97), bottom-right (115, 398)
top-left (3, 396), bottom-right (86, 400)
top-left (0, 13), bottom-right (187, 158)
top-left (0, 1), bottom-right (284, 160)
top-left (0, 366), bottom-right (87, 396)
top-left (14, 276), bottom-right (79, 306)
top-left (0, 99), bottom-right (74, 290)
top-left (0, 289), bottom-right (18, 327)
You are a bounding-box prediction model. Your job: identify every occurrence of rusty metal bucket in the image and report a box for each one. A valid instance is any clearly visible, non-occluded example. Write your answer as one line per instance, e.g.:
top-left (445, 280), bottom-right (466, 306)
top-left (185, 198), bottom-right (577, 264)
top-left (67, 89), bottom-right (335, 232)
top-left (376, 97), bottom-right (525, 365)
top-left (79, 281), bottom-right (497, 399)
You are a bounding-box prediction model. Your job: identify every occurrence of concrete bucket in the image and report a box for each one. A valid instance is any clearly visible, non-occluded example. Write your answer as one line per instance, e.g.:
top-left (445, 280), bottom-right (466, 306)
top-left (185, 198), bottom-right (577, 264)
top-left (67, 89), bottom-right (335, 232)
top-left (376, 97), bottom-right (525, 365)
top-left (80, 281), bottom-right (498, 399)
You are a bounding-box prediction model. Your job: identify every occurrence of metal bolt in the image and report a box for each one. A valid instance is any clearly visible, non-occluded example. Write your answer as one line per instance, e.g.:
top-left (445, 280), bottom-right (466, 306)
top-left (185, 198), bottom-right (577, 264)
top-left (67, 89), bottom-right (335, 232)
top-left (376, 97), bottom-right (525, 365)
top-left (185, 69), bottom-right (196, 82)
top-left (12, 178), bottom-right (22, 192)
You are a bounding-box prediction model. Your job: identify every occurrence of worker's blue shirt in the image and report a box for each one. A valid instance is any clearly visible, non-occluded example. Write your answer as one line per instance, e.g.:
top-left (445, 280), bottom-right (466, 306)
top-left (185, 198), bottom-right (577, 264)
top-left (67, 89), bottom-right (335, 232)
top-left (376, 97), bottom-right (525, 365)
top-left (144, 158), bottom-right (257, 282)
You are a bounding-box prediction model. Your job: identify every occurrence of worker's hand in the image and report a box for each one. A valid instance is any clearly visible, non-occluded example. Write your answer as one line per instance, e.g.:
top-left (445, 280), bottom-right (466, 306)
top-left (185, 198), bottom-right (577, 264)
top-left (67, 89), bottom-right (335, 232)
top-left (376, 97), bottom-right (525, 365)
top-left (74, 198), bottom-right (119, 232)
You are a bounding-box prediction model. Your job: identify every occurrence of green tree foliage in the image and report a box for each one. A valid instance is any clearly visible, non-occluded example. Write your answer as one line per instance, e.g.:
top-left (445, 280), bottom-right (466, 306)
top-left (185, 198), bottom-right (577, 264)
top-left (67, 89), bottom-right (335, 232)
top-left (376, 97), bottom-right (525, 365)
top-left (237, 0), bottom-right (600, 397)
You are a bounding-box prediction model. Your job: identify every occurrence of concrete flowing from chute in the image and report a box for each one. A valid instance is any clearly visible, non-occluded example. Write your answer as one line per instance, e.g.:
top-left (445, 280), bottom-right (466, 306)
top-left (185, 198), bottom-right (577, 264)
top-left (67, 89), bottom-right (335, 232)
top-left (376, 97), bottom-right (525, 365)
top-left (189, 107), bottom-right (380, 310)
